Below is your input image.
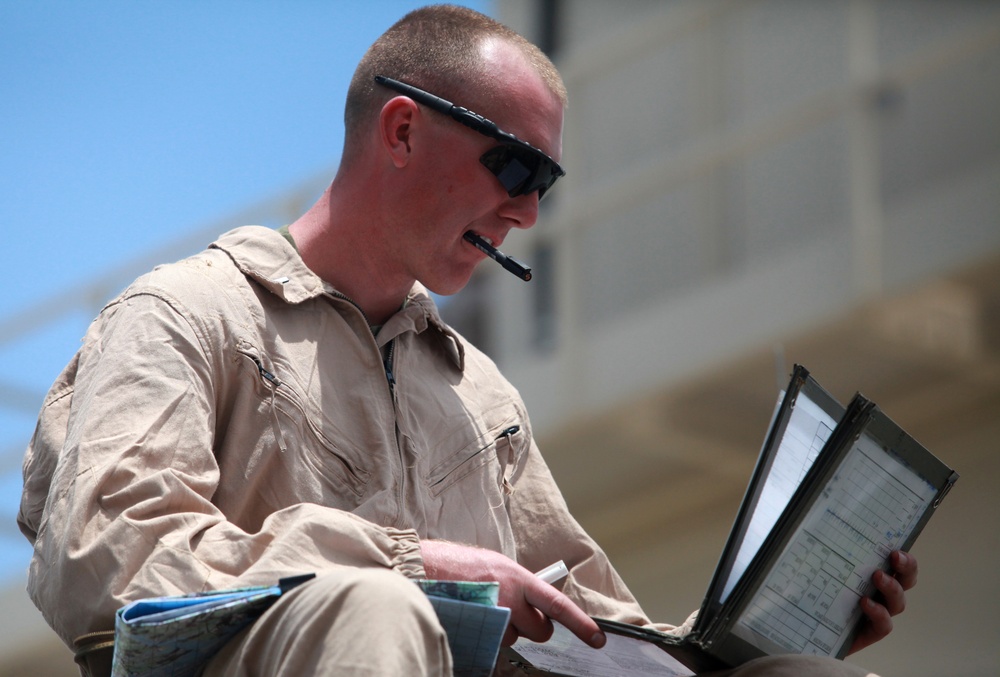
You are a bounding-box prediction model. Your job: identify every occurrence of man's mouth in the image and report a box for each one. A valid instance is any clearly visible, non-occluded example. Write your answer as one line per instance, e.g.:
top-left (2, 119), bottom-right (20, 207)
top-left (467, 231), bottom-right (496, 247)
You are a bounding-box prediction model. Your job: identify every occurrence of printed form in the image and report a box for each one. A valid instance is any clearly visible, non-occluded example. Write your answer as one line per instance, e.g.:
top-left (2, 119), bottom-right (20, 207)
top-left (731, 420), bottom-right (939, 656)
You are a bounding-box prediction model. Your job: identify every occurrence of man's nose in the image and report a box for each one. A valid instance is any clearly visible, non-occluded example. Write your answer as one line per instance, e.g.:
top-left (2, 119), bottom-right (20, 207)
top-left (498, 191), bottom-right (540, 230)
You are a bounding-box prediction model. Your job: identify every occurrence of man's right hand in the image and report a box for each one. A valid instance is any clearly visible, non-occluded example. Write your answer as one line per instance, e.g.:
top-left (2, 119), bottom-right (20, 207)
top-left (419, 539), bottom-right (607, 649)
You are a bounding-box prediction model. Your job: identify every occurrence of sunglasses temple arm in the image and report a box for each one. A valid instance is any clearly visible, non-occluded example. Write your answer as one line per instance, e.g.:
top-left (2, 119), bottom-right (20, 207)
top-left (463, 232), bottom-right (532, 281)
top-left (374, 76), bottom-right (485, 130)
top-left (373, 76), bottom-right (526, 149)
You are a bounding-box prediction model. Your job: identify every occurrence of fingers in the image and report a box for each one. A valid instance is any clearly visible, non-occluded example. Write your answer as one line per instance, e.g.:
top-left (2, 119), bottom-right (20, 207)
top-left (847, 551), bottom-right (917, 655)
top-left (521, 579), bottom-right (606, 649)
top-left (418, 541), bottom-right (606, 650)
top-left (890, 550), bottom-right (918, 591)
top-left (849, 596), bottom-right (893, 654)
top-left (502, 624), bottom-right (520, 647)
top-left (505, 598), bottom-right (553, 645)
top-left (875, 550), bottom-right (917, 618)
top-left (873, 569), bottom-right (906, 616)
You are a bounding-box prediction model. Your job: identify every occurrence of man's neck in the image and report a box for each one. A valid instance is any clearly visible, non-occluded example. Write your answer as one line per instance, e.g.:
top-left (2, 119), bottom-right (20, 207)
top-left (288, 185), bottom-right (414, 326)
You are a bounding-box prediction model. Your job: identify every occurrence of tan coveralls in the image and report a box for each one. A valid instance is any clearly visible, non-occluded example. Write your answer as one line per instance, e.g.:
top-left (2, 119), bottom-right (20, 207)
top-left (18, 227), bottom-right (876, 676)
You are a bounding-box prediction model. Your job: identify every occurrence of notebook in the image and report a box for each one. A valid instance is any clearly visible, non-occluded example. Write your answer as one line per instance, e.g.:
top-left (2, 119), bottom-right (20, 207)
top-left (508, 364), bottom-right (959, 675)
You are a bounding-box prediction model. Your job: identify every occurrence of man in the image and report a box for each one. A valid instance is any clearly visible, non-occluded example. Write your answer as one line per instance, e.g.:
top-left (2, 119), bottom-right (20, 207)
top-left (19, 5), bottom-right (915, 676)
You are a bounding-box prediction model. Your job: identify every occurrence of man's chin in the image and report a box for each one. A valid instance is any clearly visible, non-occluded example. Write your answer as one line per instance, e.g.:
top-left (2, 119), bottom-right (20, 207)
top-left (420, 271), bottom-right (475, 298)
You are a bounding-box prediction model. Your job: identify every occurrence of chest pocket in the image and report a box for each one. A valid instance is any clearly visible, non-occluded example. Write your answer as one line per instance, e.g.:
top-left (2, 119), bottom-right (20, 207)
top-left (235, 342), bottom-right (370, 499)
top-left (426, 416), bottom-right (526, 499)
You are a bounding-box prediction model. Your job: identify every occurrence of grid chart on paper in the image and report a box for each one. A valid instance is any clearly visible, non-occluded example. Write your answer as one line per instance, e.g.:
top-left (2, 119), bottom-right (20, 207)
top-left (781, 415), bottom-right (831, 486)
top-left (431, 601), bottom-right (508, 670)
top-left (740, 448), bottom-right (925, 655)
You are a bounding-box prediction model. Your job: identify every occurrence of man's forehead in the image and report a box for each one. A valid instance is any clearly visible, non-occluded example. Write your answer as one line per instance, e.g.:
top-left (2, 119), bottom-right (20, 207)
top-left (475, 40), bottom-right (564, 157)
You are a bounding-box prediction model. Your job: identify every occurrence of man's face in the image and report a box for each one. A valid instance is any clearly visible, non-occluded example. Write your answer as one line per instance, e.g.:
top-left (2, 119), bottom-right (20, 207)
top-left (390, 44), bottom-right (564, 296)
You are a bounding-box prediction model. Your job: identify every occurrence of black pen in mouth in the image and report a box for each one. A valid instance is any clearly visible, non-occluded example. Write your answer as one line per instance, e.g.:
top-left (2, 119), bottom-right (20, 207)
top-left (463, 231), bottom-right (532, 281)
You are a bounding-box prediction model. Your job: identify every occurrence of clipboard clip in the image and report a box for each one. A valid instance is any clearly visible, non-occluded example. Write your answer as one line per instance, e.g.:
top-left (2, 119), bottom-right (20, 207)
top-left (933, 472), bottom-right (959, 508)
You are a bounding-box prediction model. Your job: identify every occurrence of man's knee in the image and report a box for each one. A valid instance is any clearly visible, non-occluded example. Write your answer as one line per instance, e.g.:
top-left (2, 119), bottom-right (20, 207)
top-left (310, 567), bottom-right (441, 630)
top-left (205, 568), bottom-right (452, 676)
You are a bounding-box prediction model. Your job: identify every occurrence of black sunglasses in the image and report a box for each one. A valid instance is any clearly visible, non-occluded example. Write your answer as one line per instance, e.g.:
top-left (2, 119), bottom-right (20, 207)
top-left (374, 75), bottom-right (565, 200)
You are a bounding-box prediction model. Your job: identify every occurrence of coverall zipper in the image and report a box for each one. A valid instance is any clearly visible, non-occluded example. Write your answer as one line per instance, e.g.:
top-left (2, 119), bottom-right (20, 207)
top-left (243, 352), bottom-right (287, 452)
top-left (328, 289), bottom-right (406, 524)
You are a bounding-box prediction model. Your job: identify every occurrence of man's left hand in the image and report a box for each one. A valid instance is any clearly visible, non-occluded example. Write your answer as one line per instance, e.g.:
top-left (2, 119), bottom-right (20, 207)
top-left (847, 550), bottom-right (918, 654)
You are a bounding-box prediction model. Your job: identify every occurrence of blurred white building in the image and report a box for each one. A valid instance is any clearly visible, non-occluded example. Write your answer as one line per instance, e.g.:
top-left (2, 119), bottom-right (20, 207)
top-left (3, 1), bottom-right (998, 675)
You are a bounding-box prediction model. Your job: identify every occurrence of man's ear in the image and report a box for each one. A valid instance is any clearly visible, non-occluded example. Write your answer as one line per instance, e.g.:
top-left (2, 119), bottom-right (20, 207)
top-left (379, 96), bottom-right (418, 169)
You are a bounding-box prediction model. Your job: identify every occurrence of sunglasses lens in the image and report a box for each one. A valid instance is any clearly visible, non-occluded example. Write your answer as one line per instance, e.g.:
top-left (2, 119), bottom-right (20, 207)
top-left (480, 145), bottom-right (561, 198)
top-left (495, 154), bottom-right (533, 194)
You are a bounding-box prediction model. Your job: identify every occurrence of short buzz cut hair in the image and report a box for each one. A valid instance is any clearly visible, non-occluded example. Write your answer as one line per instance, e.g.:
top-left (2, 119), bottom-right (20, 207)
top-left (342, 4), bottom-right (566, 160)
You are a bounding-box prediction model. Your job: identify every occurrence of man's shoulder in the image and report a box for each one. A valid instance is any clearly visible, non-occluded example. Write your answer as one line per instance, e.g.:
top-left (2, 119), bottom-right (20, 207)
top-left (117, 226), bottom-right (311, 310)
top-left (118, 242), bottom-right (245, 312)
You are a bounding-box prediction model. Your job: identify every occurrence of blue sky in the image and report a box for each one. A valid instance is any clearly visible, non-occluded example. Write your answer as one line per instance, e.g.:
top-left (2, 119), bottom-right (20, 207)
top-left (0, 0), bottom-right (488, 582)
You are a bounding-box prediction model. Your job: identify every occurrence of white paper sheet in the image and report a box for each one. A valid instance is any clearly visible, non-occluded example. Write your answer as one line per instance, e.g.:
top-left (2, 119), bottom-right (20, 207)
top-left (511, 623), bottom-right (694, 677)
top-left (721, 392), bottom-right (836, 603)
